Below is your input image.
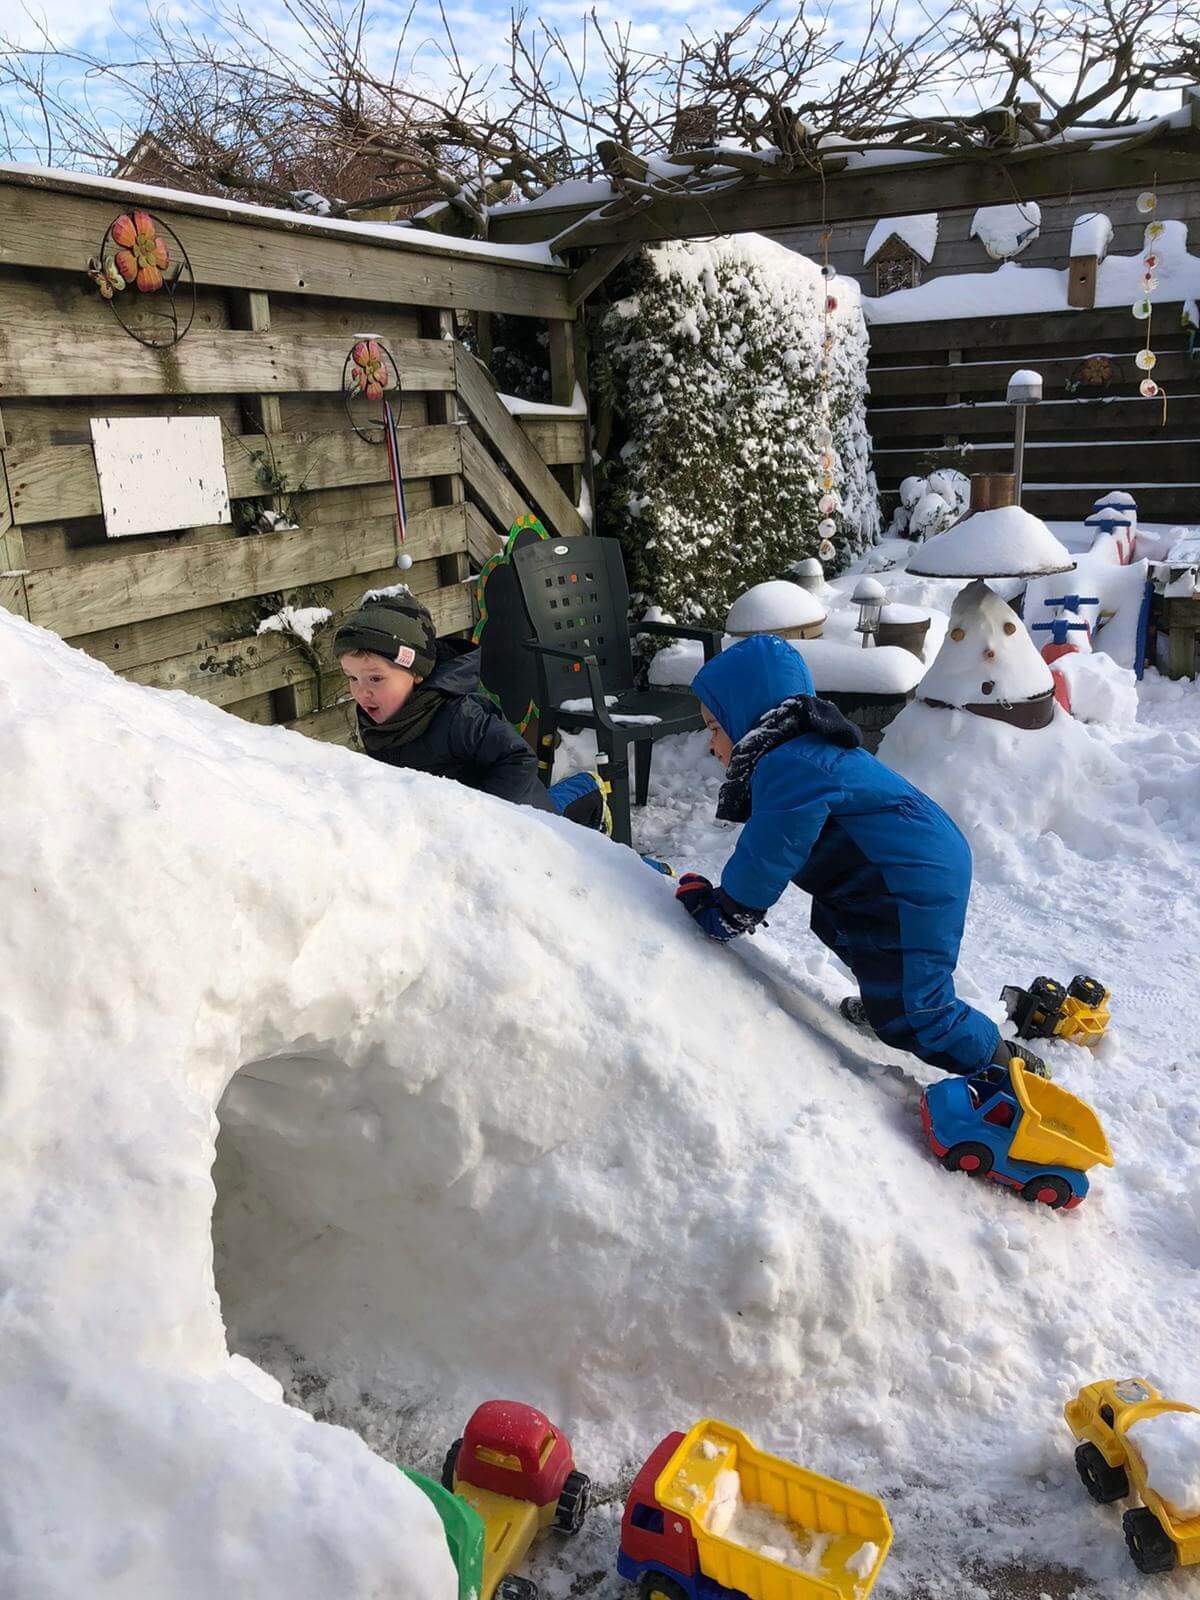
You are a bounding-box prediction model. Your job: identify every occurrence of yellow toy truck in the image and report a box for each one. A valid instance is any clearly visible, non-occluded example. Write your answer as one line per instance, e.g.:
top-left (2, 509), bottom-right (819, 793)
top-left (617, 1418), bottom-right (892, 1600)
top-left (1066, 1377), bottom-right (1200, 1573)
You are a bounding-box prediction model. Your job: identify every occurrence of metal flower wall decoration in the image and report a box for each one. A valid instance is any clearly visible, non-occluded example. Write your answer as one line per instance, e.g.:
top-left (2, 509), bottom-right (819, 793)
top-left (87, 209), bottom-right (196, 348)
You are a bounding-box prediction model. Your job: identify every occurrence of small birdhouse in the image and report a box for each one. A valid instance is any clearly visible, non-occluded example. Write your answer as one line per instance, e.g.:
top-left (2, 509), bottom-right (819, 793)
top-left (863, 215), bottom-right (938, 296)
top-left (1067, 212), bottom-right (1113, 311)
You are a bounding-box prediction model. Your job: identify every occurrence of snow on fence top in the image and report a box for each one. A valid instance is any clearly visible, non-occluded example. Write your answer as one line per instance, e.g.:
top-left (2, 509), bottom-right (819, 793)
top-left (863, 214), bottom-right (939, 266)
top-left (1070, 210), bottom-right (1114, 260)
top-left (968, 201), bottom-right (1042, 260)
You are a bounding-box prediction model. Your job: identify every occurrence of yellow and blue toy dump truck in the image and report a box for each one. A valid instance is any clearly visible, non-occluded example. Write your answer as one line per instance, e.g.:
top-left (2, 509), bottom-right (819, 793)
top-left (617, 1419), bottom-right (892, 1600)
top-left (1066, 1377), bottom-right (1200, 1574)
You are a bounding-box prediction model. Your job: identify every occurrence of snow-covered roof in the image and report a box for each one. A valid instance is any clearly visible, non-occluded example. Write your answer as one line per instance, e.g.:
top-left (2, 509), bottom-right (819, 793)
top-left (0, 161), bottom-right (565, 270)
top-left (864, 219), bottom-right (1200, 324)
top-left (969, 202), bottom-right (1042, 260)
top-left (1070, 210), bottom-right (1114, 260)
top-left (907, 505), bottom-right (1075, 579)
top-left (863, 213), bottom-right (939, 266)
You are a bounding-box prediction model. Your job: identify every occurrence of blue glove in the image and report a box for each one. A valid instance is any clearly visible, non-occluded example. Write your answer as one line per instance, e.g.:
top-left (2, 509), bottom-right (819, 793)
top-left (675, 874), bottom-right (764, 942)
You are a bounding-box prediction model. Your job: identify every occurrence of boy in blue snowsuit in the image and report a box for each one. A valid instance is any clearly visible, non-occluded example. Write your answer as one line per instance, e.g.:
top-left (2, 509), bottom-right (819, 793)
top-left (676, 634), bottom-right (1048, 1078)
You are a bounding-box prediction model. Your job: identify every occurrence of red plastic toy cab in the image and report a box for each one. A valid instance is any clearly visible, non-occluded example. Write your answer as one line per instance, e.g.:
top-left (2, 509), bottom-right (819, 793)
top-left (458, 1400), bottom-right (575, 1507)
top-left (619, 1432), bottom-right (700, 1578)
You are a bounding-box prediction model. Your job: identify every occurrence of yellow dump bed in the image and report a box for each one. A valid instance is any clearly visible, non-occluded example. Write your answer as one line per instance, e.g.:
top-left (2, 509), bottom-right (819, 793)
top-left (655, 1420), bottom-right (892, 1600)
top-left (1009, 1062), bottom-right (1114, 1171)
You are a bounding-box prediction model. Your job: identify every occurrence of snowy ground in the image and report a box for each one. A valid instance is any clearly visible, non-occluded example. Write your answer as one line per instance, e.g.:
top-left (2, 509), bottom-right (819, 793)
top-left (5, 588), bottom-right (1200, 1600)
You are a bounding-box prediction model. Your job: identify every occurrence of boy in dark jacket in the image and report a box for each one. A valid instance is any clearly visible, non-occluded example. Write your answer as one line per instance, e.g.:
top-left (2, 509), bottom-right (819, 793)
top-left (675, 633), bottom-right (1049, 1079)
top-left (334, 595), bottom-right (608, 828)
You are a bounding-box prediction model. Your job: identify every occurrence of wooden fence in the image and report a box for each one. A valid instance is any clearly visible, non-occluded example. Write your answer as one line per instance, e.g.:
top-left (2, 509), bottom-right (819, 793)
top-left (866, 304), bottom-right (1199, 524)
top-left (0, 167), bottom-right (588, 746)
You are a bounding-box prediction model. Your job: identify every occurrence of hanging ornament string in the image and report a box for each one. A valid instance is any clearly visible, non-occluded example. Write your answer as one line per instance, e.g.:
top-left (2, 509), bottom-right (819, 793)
top-left (812, 158), bottom-right (839, 565)
top-left (1134, 182), bottom-right (1169, 425)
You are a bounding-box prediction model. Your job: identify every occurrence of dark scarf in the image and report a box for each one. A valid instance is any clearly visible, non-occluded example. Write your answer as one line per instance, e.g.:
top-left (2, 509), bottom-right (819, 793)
top-left (358, 686), bottom-right (444, 755)
top-left (717, 694), bottom-right (862, 822)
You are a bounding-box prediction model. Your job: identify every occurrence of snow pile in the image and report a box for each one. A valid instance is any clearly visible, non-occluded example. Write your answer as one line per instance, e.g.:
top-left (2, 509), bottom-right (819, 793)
top-left (907, 506), bottom-right (1074, 579)
top-left (1056, 651), bottom-right (1139, 726)
top-left (863, 214), bottom-right (938, 265)
top-left (1131, 1410), bottom-right (1200, 1518)
top-left (256, 605), bottom-right (333, 645)
top-left (727, 580), bottom-right (826, 635)
top-left (600, 232), bottom-right (878, 623)
top-left (1070, 212), bottom-right (1113, 259)
top-left (970, 202), bottom-right (1042, 259)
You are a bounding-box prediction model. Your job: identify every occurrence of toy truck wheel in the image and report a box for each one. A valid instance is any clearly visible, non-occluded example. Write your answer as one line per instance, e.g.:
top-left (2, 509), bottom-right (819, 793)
top-left (1020, 1175), bottom-right (1072, 1208)
top-left (639, 1576), bottom-right (688, 1600)
top-left (496, 1579), bottom-right (539, 1600)
top-left (942, 1142), bottom-right (994, 1178)
top-left (1123, 1507), bottom-right (1177, 1574)
top-left (1074, 1442), bottom-right (1130, 1503)
top-left (553, 1469), bottom-right (591, 1534)
top-left (440, 1438), bottom-right (462, 1491)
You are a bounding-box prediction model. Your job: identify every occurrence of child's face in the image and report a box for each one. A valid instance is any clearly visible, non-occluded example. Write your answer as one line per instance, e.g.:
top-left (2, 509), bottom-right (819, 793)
top-left (340, 652), bottom-right (422, 723)
top-left (701, 706), bottom-right (734, 767)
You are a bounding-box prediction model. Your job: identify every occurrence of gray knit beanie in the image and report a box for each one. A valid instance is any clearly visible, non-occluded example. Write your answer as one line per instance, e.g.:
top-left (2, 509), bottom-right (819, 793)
top-left (333, 596), bottom-right (436, 677)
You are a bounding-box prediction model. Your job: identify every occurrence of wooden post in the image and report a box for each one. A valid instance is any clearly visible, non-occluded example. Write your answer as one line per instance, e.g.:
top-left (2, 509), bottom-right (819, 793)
top-left (0, 405), bottom-right (30, 620)
top-left (421, 308), bottom-right (471, 614)
top-left (547, 319), bottom-right (583, 507)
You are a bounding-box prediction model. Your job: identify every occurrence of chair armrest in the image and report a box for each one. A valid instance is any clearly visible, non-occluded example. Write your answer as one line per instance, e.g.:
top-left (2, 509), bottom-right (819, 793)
top-left (635, 620), bottom-right (724, 662)
top-left (522, 639), bottom-right (615, 731)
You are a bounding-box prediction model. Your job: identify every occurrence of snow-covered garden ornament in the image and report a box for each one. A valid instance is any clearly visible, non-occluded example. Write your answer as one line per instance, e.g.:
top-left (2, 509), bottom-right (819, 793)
top-left (919, 580), bottom-right (1056, 728)
top-left (1131, 184), bottom-right (1168, 419)
top-left (726, 580), bottom-right (825, 641)
top-left (907, 502), bottom-right (1074, 580)
top-left (87, 209), bottom-right (196, 348)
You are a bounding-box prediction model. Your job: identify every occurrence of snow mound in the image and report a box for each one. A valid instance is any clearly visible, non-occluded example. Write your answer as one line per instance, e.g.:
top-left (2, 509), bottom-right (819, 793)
top-left (1057, 652), bottom-right (1139, 726)
top-left (727, 580), bottom-right (826, 634)
top-left (790, 636), bottom-right (924, 694)
top-left (907, 506), bottom-right (1075, 579)
top-left (970, 202), bottom-right (1041, 259)
top-left (1131, 1409), bottom-right (1200, 1519)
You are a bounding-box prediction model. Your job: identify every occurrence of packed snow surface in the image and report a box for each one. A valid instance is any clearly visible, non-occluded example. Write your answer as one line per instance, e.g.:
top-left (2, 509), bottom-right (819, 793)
top-left (863, 214), bottom-right (939, 266)
top-left (7, 567), bottom-right (1200, 1600)
top-left (726, 580), bottom-right (826, 633)
top-left (907, 506), bottom-right (1075, 578)
top-left (1130, 1409), bottom-right (1200, 1518)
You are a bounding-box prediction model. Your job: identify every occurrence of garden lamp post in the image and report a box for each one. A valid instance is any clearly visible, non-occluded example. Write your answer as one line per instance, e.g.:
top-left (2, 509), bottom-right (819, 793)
top-left (1007, 368), bottom-right (1043, 504)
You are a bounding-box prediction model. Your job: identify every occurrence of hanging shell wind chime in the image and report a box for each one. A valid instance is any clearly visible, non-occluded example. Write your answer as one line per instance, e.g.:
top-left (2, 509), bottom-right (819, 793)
top-left (1133, 188), bottom-right (1168, 420)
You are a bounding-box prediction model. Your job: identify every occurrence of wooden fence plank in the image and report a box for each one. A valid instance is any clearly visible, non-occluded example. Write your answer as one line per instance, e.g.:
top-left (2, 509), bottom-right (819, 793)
top-left (461, 428), bottom-right (530, 533)
top-left (867, 306), bottom-right (1189, 356)
top-left (464, 502), bottom-right (503, 567)
top-left (0, 326), bottom-right (455, 399)
top-left (26, 500), bottom-right (469, 637)
top-left (455, 349), bottom-right (585, 537)
top-left (285, 699), bottom-right (358, 745)
top-left (7, 422), bottom-right (462, 525)
top-left (0, 176), bottom-right (573, 321)
top-left (517, 415), bottom-right (587, 465)
top-left (123, 628), bottom-right (313, 706)
top-left (873, 436), bottom-right (1200, 483)
top-left (868, 393), bottom-right (1200, 441)
top-left (867, 348), bottom-right (1194, 399)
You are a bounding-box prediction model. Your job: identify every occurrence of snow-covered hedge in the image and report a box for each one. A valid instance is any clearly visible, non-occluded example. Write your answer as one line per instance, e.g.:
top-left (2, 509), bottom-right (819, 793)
top-left (598, 235), bottom-right (878, 624)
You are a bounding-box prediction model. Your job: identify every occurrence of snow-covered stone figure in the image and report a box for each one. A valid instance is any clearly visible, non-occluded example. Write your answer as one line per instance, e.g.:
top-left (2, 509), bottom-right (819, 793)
top-left (917, 580), bottom-right (1056, 728)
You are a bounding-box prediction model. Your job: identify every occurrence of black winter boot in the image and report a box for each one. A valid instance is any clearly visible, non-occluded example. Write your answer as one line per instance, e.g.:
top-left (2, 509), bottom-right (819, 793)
top-left (840, 995), bottom-right (874, 1033)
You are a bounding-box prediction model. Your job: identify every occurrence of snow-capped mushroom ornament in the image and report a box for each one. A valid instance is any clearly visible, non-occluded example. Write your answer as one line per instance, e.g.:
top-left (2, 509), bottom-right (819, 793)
top-left (919, 580), bottom-right (1056, 729)
top-left (726, 580), bottom-right (826, 640)
top-left (906, 504), bottom-right (1074, 579)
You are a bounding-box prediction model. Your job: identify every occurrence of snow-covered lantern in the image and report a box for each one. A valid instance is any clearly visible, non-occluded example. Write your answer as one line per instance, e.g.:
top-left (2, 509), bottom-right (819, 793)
top-left (726, 580), bottom-right (826, 642)
top-left (785, 556), bottom-right (825, 595)
top-left (852, 576), bottom-right (886, 647)
top-left (1006, 369), bottom-right (1042, 503)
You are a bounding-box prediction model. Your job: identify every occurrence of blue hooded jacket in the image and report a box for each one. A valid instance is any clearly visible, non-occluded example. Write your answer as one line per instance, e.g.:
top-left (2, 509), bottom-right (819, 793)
top-left (691, 634), bottom-right (999, 1073)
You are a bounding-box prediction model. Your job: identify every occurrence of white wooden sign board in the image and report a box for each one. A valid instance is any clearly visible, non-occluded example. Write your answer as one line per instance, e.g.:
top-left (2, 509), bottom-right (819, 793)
top-left (90, 415), bottom-right (232, 539)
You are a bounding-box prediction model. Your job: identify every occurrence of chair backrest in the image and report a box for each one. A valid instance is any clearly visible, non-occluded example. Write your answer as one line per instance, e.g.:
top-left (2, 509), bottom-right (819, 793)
top-left (513, 536), bottom-right (636, 702)
top-left (473, 515), bottom-right (549, 736)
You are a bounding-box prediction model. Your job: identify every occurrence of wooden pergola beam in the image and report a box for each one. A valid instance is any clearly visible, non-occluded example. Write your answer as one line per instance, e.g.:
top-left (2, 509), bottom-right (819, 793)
top-left (486, 130), bottom-right (1200, 249)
